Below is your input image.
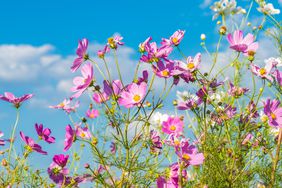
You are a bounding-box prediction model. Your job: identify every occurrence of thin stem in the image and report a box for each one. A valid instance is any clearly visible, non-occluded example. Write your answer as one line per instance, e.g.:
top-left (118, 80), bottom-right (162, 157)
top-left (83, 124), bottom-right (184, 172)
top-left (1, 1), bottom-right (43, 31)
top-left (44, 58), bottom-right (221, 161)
top-left (270, 128), bottom-right (282, 187)
top-left (8, 109), bottom-right (20, 163)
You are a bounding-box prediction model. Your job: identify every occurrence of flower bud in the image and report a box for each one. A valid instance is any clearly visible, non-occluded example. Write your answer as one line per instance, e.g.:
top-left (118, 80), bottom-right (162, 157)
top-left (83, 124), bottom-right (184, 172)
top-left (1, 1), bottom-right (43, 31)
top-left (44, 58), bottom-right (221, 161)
top-left (200, 34), bottom-right (206, 41)
top-left (84, 163), bottom-right (90, 169)
top-left (1, 159), bottom-right (7, 167)
top-left (219, 26), bottom-right (227, 35)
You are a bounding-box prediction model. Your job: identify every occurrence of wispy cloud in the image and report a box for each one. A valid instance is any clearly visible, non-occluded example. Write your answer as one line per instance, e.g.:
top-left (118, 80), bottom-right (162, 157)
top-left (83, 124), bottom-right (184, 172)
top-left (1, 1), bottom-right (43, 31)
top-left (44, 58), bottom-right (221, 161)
top-left (200, 0), bottom-right (212, 9)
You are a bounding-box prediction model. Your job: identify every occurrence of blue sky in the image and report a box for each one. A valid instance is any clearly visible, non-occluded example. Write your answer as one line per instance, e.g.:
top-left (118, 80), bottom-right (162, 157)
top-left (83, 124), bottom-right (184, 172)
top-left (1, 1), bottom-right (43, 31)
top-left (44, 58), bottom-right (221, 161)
top-left (0, 0), bottom-right (281, 182)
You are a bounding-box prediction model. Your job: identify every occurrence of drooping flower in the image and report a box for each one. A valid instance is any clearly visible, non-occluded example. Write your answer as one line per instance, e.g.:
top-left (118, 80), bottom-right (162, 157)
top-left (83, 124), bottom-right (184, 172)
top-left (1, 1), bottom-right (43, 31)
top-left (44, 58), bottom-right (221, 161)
top-left (251, 63), bottom-right (273, 81)
top-left (97, 45), bottom-right (110, 59)
top-left (137, 70), bottom-right (149, 84)
top-left (257, 2), bottom-right (280, 15)
top-left (0, 132), bottom-right (5, 146)
top-left (175, 139), bottom-right (204, 166)
top-left (162, 116), bottom-right (184, 136)
top-left (86, 109), bottom-right (99, 119)
top-left (71, 63), bottom-right (93, 99)
top-left (118, 82), bottom-right (147, 108)
top-left (227, 30), bottom-right (258, 55)
top-left (228, 82), bottom-right (249, 98)
top-left (210, 0), bottom-right (246, 20)
top-left (49, 99), bottom-right (79, 114)
top-left (20, 132), bottom-right (47, 155)
top-left (162, 30), bottom-right (185, 47)
top-left (176, 91), bottom-right (199, 110)
top-left (35, 123), bottom-right (55, 144)
top-left (263, 99), bottom-right (282, 128)
top-left (64, 125), bottom-right (76, 151)
top-left (71, 38), bottom-right (89, 72)
top-left (0, 92), bottom-right (33, 108)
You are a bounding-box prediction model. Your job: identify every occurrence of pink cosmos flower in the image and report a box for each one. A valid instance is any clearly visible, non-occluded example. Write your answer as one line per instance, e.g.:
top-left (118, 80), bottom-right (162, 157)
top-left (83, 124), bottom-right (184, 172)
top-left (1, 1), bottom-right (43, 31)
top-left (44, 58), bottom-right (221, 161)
top-left (139, 37), bottom-right (152, 53)
top-left (64, 125), bottom-right (76, 151)
top-left (76, 126), bottom-right (92, 139)
top-left (53, 154), bottom-right (69, 167)
top-left (140, 42), bottom-right (172, 63)
top-left (177, 53), bottom-right (201, 72)
top-left (118, 82), bottom-right (147, 108)
top-left (92, 92), bottom-right (110, 104)
top-left (162, 116), bottom-right (184, 136)
top-left (0, 131), bottom-right (5, 146)
top-left (150, 130), bottom-right (162, 154)
top-left (152, 61), bottom-right (175, 78)
top-left (227, 30), bottom-right (258, 55)
top-left (48, 154), bottom-right (69, 185)
top-left (49, 99), bottom-right (79, 114)
top-left (263, 99), bottom-right (282, 128)
top-left (169, 162), bottom-right (188, 186)
top-left (35, 123), bottom-right (55, 144)
top-left (103, 79), bottom-right (123, 98)
top-left (137, 70), bottom-right (149, 84)
top-left (71, 63), bottom-right (93, 99)
top-left (107, 35), bottom-right (124, 49)
top-left (0, 92), bottom-right (33, 108)
top-left (162, 30), bottom-right (185, 47)
top-left (86, 109), bottom-right (99, 119)
top-left (71, 38), bottom-right (89, 72)
top-left (110, 142), bottom-right (116, 154)
top-left (228, 82), bottom-right (249, 98)
top-left (97, 45), bottom-right (110, 58)
top-left (20, 131), bottom-right (47, 155)
top-left (156, 176), bottom-right (176, 188)
top-left (175, 139), bottom-right (204, 166)
top-left (251, 63), bottom-right (273, 81)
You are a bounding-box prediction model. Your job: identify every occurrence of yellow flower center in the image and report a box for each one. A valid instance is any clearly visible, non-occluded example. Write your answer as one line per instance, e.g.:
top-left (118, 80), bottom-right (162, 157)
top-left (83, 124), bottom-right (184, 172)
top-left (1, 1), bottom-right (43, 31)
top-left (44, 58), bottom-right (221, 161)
top-left (58, 102), bottom-right (65, 108)
top-left (80, 132), bottom-right (86, 138)
top-left (108, 37), bottom-right (116, 48)
top-left (248, 51), bottom-right (255, 56)
top-left (271, 113), bottom-right (276, 120)
top-left (172, 37), bottom-right (178, 45)
top-left (182, 153), bottom-right (190, 160)
top-left (161, 70), bottom-right (169, 77)
top-left (133, 95), bottom-right (141, 102)
top-left (174, 140), bottom-right (180, 146)
top-left (89, 113), bottom-right (95, 119)
top-left (187, 62), bottom-right (195, 70)
top-left (170, 125), bottom-right (176, 131)
top-left (259, 68), bottom-right (266, 76)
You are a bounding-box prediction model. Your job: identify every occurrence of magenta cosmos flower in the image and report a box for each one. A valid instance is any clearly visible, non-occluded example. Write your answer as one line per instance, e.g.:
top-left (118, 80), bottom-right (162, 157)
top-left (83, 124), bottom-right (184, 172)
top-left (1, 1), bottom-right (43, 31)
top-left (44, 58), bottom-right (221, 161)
top-left (49, 99), bottom-right (79, 114)
top-left (273, 70), bottom-right (282, 86)
top-left (140, 41), bottom-right (172, 63)
top-left (175, 139), bottom-right (205, 166)
top-left (0, 92), bottom-right (33, 108)
top-left (0, 131), bottom-right (5, 146)
top-left (35, 123), bottom-right (55, 144)
top-left (118, 82), bottom-right (147, 108)
top-left (227, 30), bottom-right (258, 55)
top-left (263, 99), bottom-right (282, 128)
top-left (251, 63), bottom-right (273, 81)
top-left (48, 154), bottom-right (69, 185)
top-left (107, 35), bottom-right (124, 49)
top-left (162, 116), bottom-right (184, 136)
top-left (177, 53), bottom-right (201, 73)
top-left (152, 61), bottom-right (175, 78)
top-left (64, 125), bottom-right (76, 151)
top-left (71, 63), bottom-right (93, 99)
top-left (20, 131), bottom-right (47, 155)
top-left (71, 38), bottom-right (89, 72)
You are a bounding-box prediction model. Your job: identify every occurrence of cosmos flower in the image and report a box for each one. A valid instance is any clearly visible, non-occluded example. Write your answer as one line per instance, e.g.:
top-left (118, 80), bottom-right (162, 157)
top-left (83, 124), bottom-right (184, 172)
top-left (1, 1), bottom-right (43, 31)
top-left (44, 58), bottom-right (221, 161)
top-left (48, 154), bottom-right (69, 185)
top-left (76, 126), bottom-right (92, 139)
top-left (251, 63), bottom-right (273, 81)
top-left (227, 30), bottom-right (258, 55)
top-left (86, 109), bottom-right (99, 119)
top-left (103, 79), bottom-right (123, 98)
top-left (71, 38), bottom-right (89, 72)
top-left (49, 99), bottom-right (79, 114)
top-left (263, 99), bottom-right (282, 128)
top-left (140, 41), bottom-right (172, 63)
top-left (265, 57), bottom-right (282, 68)
top-left (0, 92), bottom-right (33, 109)
top-left (176, 53), bottom-right (201, 72)
top-left (139, 37), bottom-right (152, 53)
top-left (71, 63), bottom-right (93, 99)
top-left (150, 130), bottom-right (162, 154)
top-left (161, 30), bottom-right (185, 47)
top-left (20, 131), bottom-right (47, 155)
top-left (64, 125), bottom-right (76, 151)
top-left (257, 2), bottom-right (280, 15)
top-left (273, 70), bottom-right (282, 86)
top-left (210, 0), bottom-right (246, 20)
top-left (107, 35), bottom-right (124, 49)
top-left (228, 82), bottom-right (249, 98)
top-left (97, 45), bottom-right (110, 59)
top-left (118, 82), bottom-right (147, 108)
top-left (162, 116), bottom-right (184, 136)
top-left (0, 132), bottom-right (5, 146)
top-left (35, 123), bottom-right (55, 144)
top-left (152, 61), bottom-right (175, 78)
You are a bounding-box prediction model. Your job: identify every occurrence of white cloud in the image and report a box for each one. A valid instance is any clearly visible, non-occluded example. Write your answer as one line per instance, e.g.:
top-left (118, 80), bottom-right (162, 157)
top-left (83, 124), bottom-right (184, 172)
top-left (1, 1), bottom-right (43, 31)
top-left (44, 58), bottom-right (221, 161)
top-left (56, 79), bottom-right (73, 94)
top-left (200, 0), bottom-right (212, 9)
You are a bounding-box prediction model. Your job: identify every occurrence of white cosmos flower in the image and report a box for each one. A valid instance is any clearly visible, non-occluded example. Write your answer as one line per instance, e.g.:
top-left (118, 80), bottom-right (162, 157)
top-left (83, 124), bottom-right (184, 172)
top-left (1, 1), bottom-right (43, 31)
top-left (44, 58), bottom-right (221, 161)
top-left (257, 2), bottom-right (280, 15)
top-left (176, 90), bottom-right (198, 103)
top-left (264, 57), bottom-right (282, 67)
top-left (149, 112), bottom-right (169, 129)
top-left (210, 0), bottom-right (246, 20)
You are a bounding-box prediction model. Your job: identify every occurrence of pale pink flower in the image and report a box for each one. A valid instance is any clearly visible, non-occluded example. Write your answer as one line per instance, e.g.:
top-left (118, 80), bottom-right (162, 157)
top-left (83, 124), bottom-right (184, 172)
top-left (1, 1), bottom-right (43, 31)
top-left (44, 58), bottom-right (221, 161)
top-left (177, 53), bottom-right (201, 72)
top-left (118, 82), bottom-right (147, 108)
top-left (71, 63), bottom-right (93, 99)
top-left (0, 92), bottom-right (33, 108)
top-left (71, 38), bottom-right (89, 72)
top-left (251, 63), bottom-right (273, 81)
top-left (162, 30), bottom-right (185, 46)
top-left (49, 99), bottom-right (79, 114)
top-left (86, 109), bottom-right (99, 119)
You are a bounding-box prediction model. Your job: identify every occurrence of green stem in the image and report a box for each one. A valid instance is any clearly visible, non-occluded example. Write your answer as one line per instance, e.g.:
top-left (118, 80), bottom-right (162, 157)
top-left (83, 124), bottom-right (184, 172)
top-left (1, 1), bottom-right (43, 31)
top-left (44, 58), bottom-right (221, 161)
top-left (8, 109), bottom-right (20, 163)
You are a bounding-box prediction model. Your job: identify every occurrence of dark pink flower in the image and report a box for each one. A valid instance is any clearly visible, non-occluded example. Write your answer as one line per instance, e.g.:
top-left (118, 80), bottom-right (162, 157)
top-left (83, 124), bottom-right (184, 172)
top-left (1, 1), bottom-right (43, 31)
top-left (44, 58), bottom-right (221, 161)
top-left (0, 131), bottom-right (5, 146)
top-left (92, 92), bottom-right (110, 104)
top-left (110, 142), bottom-right (116, 154)
top-left (0, 92), bottom-right (33, 108)
top-left (140, 42), bottom-right (172, 63)
top-left (139, 37), bottom-right (152, 53)
top-left (53, 154), bottom-right (69, 167)
top-left (71, 63), bottom-right (93, 99)
top-left (97, 45), bottom-right (110, 58)
top-left (227, 30), bottom-right (258, 55)
top-left (162, 116), bottom-right (184, 136)
top-left (35, 123), bottom-right (55, 144)
top-left (137, 70), bottom-right (149, 84)
top-left (274, 70), bottom-right (282, 86)
top-left (228, 82), bottom-right (249, 98)
top-left (118, 82), bottom-right (147, 108)
top-left (263, 99), bottom-right (282, 128)
top-left (150, 130), bottom-right (162, 154)
top-left (71, 38), bottom-right (89, 72)
top-left (103, 79), bottom-right (123, 98)
top-left (64, 125), bottom-right (76, 151)
top-left (152, 61), bottom-right (175, 78)
top-left (48, 154), bottom-right (69, 185)
top-left (20, 131), bottom-right (47, 155)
